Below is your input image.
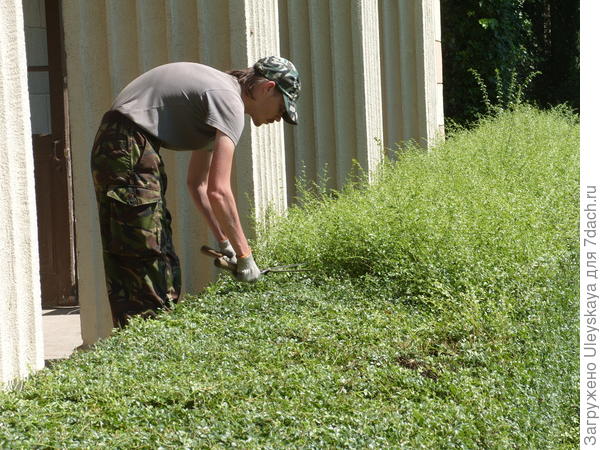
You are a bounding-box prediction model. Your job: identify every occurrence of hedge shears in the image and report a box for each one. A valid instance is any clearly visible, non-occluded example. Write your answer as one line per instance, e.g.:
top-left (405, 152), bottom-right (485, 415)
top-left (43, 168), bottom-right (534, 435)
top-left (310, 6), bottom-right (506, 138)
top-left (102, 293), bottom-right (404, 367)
top-left (201, 246), bottom-right (310, 275)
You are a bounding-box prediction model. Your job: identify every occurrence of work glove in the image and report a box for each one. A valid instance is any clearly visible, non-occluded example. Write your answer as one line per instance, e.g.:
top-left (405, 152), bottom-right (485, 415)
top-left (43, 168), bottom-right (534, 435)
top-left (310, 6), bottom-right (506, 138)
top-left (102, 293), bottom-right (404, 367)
top-left (218, 239), bottom-right (237, 265)
top-left (235, 254), bottom-right (262, 282)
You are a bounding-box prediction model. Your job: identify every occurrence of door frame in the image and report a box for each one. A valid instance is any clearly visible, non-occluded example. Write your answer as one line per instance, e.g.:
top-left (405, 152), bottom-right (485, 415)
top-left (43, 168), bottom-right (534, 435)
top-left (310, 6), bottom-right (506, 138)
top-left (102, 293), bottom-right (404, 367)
top-left (28, 0), bottom-right (78, 307)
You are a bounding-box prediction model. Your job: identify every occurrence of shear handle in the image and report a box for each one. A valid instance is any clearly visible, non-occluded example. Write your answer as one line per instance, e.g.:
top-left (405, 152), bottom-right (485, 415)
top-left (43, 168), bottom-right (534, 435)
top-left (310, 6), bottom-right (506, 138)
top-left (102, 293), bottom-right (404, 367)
top-left (201, 245), bottom-right (238, 273)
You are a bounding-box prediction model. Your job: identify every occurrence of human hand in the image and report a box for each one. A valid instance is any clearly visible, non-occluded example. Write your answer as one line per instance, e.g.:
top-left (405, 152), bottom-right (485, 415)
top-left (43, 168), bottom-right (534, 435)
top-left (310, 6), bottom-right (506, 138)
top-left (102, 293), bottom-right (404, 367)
top-left (218, 239), bottom-right (237, 265)
top-left (235, 254), bottom-right (262, 282)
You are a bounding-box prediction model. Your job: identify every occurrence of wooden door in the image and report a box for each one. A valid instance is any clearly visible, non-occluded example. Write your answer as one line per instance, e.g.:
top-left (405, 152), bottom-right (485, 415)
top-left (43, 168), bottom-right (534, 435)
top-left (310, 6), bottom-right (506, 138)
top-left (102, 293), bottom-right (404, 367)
top-left (27, 0), bottom-right (77, 307)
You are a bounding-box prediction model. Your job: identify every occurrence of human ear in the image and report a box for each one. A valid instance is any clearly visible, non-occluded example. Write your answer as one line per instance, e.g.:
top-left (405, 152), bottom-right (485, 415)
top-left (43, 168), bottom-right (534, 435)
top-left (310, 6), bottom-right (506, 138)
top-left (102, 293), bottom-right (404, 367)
top-left (253, 80), bottom-right (273, 99)
top-left (264, 80), bottom-right (276, 93)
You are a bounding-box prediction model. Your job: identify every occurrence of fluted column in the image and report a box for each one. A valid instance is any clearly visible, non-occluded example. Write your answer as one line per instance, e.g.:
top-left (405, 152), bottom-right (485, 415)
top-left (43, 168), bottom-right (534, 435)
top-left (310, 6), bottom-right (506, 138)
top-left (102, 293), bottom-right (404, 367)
top-left (279, 0), bottom-right (384, 196)
top-left (0, 0), bottom-right (45, 385)
top-left (62, 0), bottom-right (114, 346)
top-left (162, 0), bottom-right (210, 293)
top-left (379, 0), bottom-right (444, 151)
top-left (230, 0), bottom-right (287, 223)
top-left (351, 0), bottom-right (384, 181)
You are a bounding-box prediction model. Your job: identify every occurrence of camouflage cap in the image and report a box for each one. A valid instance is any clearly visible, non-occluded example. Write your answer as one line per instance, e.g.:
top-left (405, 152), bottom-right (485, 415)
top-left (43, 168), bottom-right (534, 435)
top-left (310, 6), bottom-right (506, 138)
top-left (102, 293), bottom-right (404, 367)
top-left (254, 56), bottom-right (301, 125)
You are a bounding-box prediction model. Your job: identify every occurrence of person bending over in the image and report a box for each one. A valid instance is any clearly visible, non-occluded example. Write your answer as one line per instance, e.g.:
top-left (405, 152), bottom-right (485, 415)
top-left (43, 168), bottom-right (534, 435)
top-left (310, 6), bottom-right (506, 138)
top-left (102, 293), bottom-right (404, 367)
top-left (91, 56), bottom-right (301, 327)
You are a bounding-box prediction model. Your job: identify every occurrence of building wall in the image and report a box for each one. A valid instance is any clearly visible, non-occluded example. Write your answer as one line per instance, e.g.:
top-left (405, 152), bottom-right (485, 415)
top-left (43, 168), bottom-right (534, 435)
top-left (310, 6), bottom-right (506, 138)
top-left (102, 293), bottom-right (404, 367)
top-left (379, 0), bottom-right (444, 153)
top-left (0, 0), bottom-right (443, 383)
top-left (0, 0), bottom-right (45, 386)
top-left (62, 0), bottom-right (443, 347)
top-left (279, 0), bottom-right (443, 201)
top-left (278, 0), bottom-right (384, 200)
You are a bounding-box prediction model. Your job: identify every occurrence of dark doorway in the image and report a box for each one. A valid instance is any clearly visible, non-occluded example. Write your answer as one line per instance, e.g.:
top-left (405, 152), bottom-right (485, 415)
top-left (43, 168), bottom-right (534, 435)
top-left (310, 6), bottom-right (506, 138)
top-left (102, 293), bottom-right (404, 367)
top-left (25, 0), bottom-right (77, 307)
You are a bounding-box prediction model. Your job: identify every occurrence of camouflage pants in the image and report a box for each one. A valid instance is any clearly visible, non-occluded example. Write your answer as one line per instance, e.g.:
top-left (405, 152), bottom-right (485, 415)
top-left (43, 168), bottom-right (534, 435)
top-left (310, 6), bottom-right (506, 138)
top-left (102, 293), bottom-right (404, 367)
top-left (91, 111), bottom-right (181, 328)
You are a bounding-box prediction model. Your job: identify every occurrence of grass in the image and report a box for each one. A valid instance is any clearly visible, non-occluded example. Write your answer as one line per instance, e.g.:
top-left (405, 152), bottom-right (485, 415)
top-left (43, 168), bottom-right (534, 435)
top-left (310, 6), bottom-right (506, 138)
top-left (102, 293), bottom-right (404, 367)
top-left (0, 106), bottom-right (579, 448)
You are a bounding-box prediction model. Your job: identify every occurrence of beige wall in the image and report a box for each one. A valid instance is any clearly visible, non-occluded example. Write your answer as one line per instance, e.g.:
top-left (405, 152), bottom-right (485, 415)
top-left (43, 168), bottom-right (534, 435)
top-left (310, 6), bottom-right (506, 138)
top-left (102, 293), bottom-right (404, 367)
top-left (379, 0), bottom-right (444, 152)
top-left (0, 0), bottom-right (45, 386)
top-left (279, 0), bottom-right (384, 197)
top-left (0, 0), bottom-right (444, 383)
top-left (279, 0), bottom-right (443, 201)
top-left (61, 0), bottom-right (444, 347)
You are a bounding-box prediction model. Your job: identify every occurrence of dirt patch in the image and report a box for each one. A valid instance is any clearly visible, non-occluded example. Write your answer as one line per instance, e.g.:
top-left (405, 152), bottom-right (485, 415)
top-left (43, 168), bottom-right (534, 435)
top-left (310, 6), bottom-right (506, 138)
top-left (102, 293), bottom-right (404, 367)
top-left (396, 355), bottom-right (439, 381)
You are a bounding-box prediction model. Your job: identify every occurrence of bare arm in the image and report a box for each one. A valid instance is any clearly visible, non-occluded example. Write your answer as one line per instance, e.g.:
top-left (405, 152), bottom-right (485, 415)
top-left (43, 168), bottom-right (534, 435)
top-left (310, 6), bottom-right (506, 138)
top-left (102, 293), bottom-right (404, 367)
top-left (187, 130), bottom-right (251, 257)
top-left (186, 147), bottom-right (227, 242)
top-left (207, 131), bottom-right (252, 256)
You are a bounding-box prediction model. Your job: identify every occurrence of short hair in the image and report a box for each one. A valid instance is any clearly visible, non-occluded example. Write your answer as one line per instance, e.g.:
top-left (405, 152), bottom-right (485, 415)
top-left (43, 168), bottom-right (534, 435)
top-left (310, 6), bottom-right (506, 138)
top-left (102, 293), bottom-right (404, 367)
top-left (227, 67), bottom-right (268, 100)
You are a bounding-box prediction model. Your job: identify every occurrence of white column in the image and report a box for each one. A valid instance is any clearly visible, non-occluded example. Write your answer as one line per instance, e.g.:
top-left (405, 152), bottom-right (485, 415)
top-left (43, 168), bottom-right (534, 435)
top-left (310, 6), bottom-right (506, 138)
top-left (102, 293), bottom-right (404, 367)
top-left (306, 0), bottom-right (337, 191)
top-left (379, 0), bottom-right (444, 150)
top-left (351, 0), bottom-right (384, 180)
top-left (229, 0), bottom-right (286, 225)
top-left (63, 0), bottom-right (114, 346)
top-left (433, 0), bottom-right (445, 137)
top-left (278, 0), bottom-right (384, 194)
top-left (197, 0), bottom-right (232, 70)
top-left (280, 0), bottom-right (317, 201)
top-left (105, 0), bottom-right (140, 99)
top-left (415, 0), bottom-right (443, 146)
top-left (0, 0), bottom-right (45, 385)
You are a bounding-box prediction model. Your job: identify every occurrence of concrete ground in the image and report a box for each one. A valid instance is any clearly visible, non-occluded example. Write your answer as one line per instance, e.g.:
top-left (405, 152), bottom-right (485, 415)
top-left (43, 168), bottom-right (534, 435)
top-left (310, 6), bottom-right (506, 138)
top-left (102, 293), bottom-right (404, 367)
top-left (42, 307), bottom-right (83, 364)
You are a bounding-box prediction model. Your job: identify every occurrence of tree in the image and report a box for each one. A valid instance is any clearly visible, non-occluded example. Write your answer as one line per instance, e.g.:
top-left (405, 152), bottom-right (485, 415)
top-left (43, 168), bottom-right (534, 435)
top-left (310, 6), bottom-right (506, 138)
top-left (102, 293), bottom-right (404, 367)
top-left (441, 0), bottom-right (579, 124)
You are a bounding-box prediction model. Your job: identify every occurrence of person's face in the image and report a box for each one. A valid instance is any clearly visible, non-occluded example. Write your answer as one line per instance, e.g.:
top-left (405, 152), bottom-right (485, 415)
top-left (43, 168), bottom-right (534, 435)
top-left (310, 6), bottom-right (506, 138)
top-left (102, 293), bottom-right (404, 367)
top-left (251, 81), bottom-right (286, 126)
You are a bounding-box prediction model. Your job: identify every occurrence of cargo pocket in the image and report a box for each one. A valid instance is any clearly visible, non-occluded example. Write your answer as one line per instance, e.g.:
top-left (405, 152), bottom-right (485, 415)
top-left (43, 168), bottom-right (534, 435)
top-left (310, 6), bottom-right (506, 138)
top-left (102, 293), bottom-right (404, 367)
top-left (106, 186), bottom-right (163, 257)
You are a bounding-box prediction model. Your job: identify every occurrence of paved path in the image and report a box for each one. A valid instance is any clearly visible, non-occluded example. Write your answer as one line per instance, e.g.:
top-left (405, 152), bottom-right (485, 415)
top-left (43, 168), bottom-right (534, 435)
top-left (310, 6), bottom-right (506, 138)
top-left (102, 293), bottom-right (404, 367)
top-left (42, 308), bottom-right (82, 364)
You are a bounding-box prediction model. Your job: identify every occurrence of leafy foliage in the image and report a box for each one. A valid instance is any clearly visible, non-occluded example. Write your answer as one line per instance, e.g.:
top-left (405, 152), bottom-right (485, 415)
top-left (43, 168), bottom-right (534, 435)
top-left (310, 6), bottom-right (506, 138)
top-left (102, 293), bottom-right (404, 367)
top-left (0, 108), bottom-right (579, 447)
top-left (441, 0), bottom-right (579, 125)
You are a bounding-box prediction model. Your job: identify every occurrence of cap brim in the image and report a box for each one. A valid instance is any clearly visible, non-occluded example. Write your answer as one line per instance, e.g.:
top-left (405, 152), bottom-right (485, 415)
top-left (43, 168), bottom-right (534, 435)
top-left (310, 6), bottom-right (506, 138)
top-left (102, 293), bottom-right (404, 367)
top-left (282, 95), bottom-right (298, 125)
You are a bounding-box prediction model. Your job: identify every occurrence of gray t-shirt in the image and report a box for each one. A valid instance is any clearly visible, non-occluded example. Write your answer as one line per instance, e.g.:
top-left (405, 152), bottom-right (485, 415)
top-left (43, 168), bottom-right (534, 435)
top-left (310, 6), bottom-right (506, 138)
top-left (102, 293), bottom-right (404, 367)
top-left (111, 62), bottom-right (245, 151)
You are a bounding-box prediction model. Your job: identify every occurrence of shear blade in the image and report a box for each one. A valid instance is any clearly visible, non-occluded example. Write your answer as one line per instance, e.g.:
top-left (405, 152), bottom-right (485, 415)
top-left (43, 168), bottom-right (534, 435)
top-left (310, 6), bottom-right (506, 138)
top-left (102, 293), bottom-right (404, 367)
top-left (261, 263), bottom-right (309, 274)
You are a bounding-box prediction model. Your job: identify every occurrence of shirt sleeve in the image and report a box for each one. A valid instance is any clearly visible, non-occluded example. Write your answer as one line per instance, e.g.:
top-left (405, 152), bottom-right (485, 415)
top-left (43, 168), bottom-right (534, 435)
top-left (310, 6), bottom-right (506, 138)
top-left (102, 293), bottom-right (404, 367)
top-left (203, 89), bottom-right (245, 146)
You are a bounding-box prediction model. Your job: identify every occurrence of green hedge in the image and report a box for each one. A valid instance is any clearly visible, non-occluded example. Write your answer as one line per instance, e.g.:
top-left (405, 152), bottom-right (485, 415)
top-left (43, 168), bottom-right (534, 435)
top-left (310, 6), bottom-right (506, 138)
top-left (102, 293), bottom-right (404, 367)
top-left (0, 107), bottom-right (579, 447)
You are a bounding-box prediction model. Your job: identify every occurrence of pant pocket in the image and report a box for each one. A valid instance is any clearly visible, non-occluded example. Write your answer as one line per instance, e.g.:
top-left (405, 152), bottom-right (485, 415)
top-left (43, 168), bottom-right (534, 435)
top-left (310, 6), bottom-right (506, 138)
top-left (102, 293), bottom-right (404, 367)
top-left (106, 186), bottom-right (163, 257)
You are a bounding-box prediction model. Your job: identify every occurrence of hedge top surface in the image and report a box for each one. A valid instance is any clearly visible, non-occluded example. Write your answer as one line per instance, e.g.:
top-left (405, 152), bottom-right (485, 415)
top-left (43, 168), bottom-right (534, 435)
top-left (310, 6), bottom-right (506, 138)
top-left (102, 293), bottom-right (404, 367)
top-left (0, 106), bottom-right (579, 448)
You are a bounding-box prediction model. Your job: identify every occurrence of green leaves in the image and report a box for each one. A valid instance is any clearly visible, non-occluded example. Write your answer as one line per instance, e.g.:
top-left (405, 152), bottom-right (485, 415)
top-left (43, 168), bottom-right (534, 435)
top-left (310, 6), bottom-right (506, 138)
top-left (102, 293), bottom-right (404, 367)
top-left (442, 0), bottom-right (579, 124)
top-left (478, 18), bottom-right (499, 30)
top-left (0, 108), bottom-right (579, 447)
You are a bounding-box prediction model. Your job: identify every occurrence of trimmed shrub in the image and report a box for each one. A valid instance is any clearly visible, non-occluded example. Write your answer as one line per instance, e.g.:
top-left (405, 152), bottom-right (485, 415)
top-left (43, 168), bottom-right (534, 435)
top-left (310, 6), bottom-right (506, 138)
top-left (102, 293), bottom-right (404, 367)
top-left (0, 107), bottom-right (579, 447)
